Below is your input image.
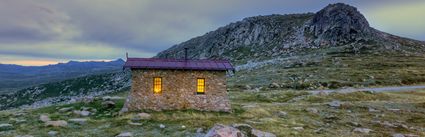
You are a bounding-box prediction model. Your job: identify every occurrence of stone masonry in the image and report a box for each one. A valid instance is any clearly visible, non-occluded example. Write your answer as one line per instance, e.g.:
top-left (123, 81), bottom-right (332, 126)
top-left (122, 69), bottom-right (231, 112)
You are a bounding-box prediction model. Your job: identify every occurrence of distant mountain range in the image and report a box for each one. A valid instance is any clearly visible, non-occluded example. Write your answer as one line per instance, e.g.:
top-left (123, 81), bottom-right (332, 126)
top-left (0, 59), bottom-right (125, 93)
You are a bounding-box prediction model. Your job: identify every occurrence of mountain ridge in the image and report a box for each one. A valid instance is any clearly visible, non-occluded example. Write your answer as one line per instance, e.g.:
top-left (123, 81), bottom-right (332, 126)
top-left (0, 59), bottom-right (125, 93)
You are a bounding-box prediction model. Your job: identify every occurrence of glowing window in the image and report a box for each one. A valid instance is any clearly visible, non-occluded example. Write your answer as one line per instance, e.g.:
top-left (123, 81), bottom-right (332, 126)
top-left (197, 78), bottom-right (205, 94)
top-left (153, 77), bottom-right (162, 94)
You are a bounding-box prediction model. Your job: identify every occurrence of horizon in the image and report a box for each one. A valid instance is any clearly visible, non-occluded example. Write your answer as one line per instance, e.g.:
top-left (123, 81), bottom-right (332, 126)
top-left (1, 0), bottom-right (424, 66)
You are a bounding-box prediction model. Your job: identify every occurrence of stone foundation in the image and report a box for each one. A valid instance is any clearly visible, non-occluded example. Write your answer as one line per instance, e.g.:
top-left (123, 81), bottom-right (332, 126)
top-left (122, 69), bottom-right (231, 112)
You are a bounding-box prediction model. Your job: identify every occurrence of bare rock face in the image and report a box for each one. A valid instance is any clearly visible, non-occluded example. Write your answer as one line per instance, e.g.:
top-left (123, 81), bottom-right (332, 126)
top-left (307, 3), bottom-right (372, 46)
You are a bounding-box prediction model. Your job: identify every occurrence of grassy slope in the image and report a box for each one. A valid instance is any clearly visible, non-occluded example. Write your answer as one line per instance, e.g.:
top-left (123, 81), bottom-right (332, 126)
top-left (1, 89), bottom-right (425, 136)
top-left (231, 49), bottom-right (425, 90)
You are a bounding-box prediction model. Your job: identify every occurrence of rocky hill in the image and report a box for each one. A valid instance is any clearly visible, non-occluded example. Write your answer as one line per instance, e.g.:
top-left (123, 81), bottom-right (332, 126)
top-left (157, 3), bottom-right (425, 89)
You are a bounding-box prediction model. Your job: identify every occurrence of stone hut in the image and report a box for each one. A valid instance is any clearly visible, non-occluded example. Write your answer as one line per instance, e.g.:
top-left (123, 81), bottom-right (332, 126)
top-left (121, 57), bottom-right (234, 112)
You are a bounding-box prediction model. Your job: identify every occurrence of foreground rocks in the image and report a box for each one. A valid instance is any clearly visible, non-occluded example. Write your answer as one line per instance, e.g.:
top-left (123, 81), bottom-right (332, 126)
top-left (68, 118), bottom-right (88, 125)
top-left (116, 132), bottom-right (133, 137)
top-left (204, 123), bottom-right (276, 137)
top-left (45, 120), bottom-right (68, 127)
top-left (205, 124), bottom-right (244, 137)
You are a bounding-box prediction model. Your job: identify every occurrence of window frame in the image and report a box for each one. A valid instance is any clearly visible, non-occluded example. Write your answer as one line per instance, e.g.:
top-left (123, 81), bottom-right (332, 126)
top-left (196, 78), bottom-right (205, 95)
top-left (153, 77), bottom-right (162, 94)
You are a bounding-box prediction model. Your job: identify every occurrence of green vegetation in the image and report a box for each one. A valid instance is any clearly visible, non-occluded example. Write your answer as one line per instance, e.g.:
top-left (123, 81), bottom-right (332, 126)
top-left (231, 51), bottom-right (425, 90)
top-left (1, 89), bottom-right (425, 136)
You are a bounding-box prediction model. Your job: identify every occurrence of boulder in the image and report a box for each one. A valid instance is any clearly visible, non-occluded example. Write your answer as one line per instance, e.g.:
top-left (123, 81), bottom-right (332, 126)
top-left (293, 127), bottom-right (304, 131)
top-left (39, 114), bottom-right (51, 122)
top-left (58, 107), bottom-right (73, 113)
top-left (232, 123), bottom-right (253, 136)
top-left (15, 135), bottom-right (34, 137)
top-left (352, 128), bottom-right (372, 134)
top-left (102, 101), bottom-right (116, 109)
top-left (251, 129), bottom-right (276, 137)
top-left (68, 118), bottom-right (88, 125)
top-left (276, 111), bottom-right (288, 118)
top-left (73, 110), bottom-right (90, 117)
top-left (269, 83), bottom-right (280, 88)
top-left (48, 131), bottom-right (58, 136)
top-left (205, 124), bottom-right (244, 137)
top-left (45, 120), bottom-right (68, 127)
top-left (392, 134), bottom-right (405, 137)
top-left (131, 113), bottom-right (151, 122)
top-left (328, 100), bottom-right (342, 108)
top-left (0, 123), bottom-right (14, 131)
top-left (306, 108), bottom-right (319, 114)
top-left (116, 132), bottom-right (133, 137)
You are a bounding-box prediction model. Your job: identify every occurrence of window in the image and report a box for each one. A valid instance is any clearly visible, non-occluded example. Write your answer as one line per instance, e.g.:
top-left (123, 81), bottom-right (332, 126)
top-left (197, 78), bottom-right (205, 94)
top-left (153, 77), bottom-right (162, 94)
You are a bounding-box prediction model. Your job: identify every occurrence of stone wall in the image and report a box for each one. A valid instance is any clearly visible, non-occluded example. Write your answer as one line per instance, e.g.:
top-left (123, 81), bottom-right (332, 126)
top-left (122, 69), bottom-right (231, 112)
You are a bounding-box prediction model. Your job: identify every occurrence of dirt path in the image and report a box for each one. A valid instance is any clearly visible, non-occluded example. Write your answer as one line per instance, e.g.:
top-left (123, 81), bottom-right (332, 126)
top-left (309, 85), bottom-right (425, 95)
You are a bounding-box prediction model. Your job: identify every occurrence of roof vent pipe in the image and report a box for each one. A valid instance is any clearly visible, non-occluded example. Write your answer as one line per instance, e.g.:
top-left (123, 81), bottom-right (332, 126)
top-left (184, 48), bottom-right (188, 60)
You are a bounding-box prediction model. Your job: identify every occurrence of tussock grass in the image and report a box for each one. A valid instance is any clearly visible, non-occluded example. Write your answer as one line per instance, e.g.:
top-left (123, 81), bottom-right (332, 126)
top-left (1, 89), bottom-right (425, 136)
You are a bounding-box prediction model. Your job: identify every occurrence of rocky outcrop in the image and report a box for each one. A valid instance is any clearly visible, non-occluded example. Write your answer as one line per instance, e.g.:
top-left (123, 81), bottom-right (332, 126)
top-left (306, 3), bottom-right (372, 46)
top-left (156, 3), bottom-right (425, 65)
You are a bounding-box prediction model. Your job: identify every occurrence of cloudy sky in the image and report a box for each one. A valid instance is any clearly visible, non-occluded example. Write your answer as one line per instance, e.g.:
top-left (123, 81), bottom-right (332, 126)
top-left (0, 0), bottom-right (424, 66)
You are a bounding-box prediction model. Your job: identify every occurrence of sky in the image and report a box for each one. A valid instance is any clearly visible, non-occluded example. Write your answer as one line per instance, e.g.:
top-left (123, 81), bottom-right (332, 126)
top-left (0, 0), bottom-right (424, 66)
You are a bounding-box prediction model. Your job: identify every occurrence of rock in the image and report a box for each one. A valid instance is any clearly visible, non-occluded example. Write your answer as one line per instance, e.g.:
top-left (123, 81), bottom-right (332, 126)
top-left (68, 118), bottom-right (88, 125)
top-left (387, 108), bottom-right (401, 112)
top-left (232, 123), bottom-right (253, 136)
top-left (314, 128), bottom-right (325, 134)
top-left (39, 114), bottom-right (51, 122)
top-left (362, 90), bottom-right (375, 94)
top-left (308, 3), bottom-right (371, 46)
top-left (392, 134), bottom-right (405, 137)
top-left (102, 101), bottom-right (116, 109)
top-left (196, 128), bottom-right (204, 133)
top-left (352, 128), bottom-right (372, 134)
top-left (73, 110), bottom-right (90, 117)
top-left (48, 131), bottom-right (58, 136)
top-left (292, 127), bottom-right (304, 131)
top-left (0, 123), bottom-right (14, 131)
top-left (102, 96), bottom-right (123, 101)
top-left (251, 129), bottom-right (276, 137)
top-left (132, 113), bottom-right (151, 122)
top-left (328, 100), bottom-right (342, 108)
top-left (45, 120), bottom-right (68, 127)
top-left (245, 85), bottom-right (252, 90)
top-left (368, 107), bottom-right (380, 112)
top-left (127, 122), bottom-right (143, 126)
top-left (347, 122), bottom-right (361, 127)
top-left (205, 124), bottom-right (244, 137)
top-left (306, 108), bottom-right (319, 114)
top-left (138, 112), bottom-right (152, 119)
top-left (15, 135), bottom-right (33, 137)
top-left (116, 132), bottom-right (133, 137)
top-left (58, 107), bottom-right (73, 113)
top-left (269, 83), bottom-right (280, 88)
top-left (276, 111), bottom-right (288, 118)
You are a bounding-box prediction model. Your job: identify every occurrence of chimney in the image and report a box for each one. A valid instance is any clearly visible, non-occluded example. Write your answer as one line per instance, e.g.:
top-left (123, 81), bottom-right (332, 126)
top-left (184, 48), bottom-right (188, 60)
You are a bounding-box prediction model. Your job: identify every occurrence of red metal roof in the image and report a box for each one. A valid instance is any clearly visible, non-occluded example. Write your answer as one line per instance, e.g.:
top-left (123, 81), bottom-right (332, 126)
top-left (123, 58), bottom-right (234, 71)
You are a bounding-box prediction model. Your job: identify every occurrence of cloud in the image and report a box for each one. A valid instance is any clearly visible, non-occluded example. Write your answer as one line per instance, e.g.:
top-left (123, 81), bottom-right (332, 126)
top-left (0, 0), bottom-right (424, 65)
top-left (363, 1), bottom-right (425, 40)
